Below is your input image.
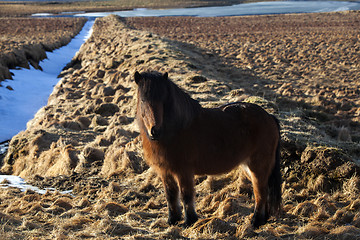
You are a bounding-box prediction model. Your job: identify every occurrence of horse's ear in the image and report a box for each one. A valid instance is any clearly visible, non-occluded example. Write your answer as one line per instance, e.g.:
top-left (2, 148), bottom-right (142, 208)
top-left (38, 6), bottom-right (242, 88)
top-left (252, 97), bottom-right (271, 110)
top-left (163, 72), bottom-right (168, 80)
top-left (134, 71), bottom-right (142, 85)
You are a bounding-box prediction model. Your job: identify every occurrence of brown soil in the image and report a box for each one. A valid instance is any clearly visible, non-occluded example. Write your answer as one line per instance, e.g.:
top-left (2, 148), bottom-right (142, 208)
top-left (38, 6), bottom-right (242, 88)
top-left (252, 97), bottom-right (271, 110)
top-left (0, 17), bottom-right (87, 83)
top-left (0, 13), bottom-right (360, 239)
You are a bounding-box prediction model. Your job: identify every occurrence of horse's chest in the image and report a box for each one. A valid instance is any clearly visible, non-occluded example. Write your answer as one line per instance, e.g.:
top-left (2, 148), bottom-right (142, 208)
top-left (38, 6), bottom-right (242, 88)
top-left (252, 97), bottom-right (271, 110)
top-left (142, 138), bottom-right (171, 169)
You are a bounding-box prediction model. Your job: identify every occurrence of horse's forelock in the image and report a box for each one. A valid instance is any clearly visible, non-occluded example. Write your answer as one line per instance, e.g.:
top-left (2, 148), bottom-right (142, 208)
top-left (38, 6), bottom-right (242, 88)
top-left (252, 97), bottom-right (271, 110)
top-left (139, 72), bottom-right (169, 102)
top-left (138, 71), bottom-right (201, 131)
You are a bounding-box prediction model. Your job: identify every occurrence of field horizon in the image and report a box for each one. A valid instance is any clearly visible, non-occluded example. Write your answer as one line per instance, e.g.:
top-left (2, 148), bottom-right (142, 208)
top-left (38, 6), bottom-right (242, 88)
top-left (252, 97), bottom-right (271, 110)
top-left (0, 0), bottom-right (247, 17)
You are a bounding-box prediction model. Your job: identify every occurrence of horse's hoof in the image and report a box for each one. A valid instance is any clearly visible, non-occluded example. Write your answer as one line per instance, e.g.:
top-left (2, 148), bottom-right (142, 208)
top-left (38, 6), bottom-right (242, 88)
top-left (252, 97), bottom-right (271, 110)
top-left (185, 214), bottom-right (198, 227)
top-left (168, 214), bottom-right (182, 226)
top-left (168, 219), bottom-right (179, 226)
top-left (251, 214), bottom-right (267, 229)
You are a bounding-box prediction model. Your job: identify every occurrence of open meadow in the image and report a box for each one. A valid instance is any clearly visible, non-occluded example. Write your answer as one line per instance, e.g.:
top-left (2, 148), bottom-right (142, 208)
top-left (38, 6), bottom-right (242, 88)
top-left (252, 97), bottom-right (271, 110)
top-left (0, 10), bottom-right (360, 240)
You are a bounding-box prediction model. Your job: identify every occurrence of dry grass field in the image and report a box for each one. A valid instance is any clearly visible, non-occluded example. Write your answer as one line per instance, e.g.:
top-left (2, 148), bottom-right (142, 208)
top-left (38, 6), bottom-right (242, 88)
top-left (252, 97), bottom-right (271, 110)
top-left (0, 11), bottom-right (360, 240)
top-left (0, 17), bottom-right (87, 82)
top-left (0, 12), bottom-right (360, 239)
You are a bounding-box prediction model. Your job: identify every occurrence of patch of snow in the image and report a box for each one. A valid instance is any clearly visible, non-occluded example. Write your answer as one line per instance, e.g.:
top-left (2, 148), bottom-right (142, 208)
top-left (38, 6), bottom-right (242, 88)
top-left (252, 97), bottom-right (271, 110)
top-left (31, 13), bottom-right (54, 17)
top-left (0, 175), bottom-right (72, 195)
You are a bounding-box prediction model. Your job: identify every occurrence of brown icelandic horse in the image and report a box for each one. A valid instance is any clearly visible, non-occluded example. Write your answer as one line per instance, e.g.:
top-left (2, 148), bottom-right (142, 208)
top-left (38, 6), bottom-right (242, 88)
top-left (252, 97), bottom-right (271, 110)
top-left (134, 71), bottom-right (281, 228)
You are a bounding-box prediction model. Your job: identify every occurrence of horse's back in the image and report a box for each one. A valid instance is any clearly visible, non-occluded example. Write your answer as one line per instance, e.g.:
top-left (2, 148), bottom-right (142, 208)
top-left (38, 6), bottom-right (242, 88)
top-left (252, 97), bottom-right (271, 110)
top-left (219, 101), bottom-right (279, 159)
top-left (180, 102), bottom-right (279, 175)
top-left (219, 101), bottom-right (280, 173)
top-left (219, 102), bottom-right (277, 132)
top-left (220, 102), bottom-right (269, 117)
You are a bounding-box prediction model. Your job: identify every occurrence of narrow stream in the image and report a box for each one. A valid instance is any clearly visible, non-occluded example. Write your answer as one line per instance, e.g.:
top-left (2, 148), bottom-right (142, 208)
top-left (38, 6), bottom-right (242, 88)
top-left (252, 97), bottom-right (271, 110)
top-left (0, 20), bottom-right (94, 194)
top-left (0, 20), bottom-right (94, 143)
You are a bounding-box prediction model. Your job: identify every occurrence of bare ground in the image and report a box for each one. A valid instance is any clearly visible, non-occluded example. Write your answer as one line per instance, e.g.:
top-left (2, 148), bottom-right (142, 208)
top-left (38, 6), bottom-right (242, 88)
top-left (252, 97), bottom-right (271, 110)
top-left (0, 13), bottom-right (360, 239)
top-left (0, 17), bottom-right (87, 83)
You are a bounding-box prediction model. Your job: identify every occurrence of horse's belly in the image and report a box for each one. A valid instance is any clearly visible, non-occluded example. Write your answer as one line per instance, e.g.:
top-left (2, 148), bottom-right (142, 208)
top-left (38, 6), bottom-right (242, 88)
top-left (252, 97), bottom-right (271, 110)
top-left (193, 151), bottom-right (247, 175)
top-left (189, 127), bottom-right (252, 175)
top-left (194, 164), bottom-right (238, 175)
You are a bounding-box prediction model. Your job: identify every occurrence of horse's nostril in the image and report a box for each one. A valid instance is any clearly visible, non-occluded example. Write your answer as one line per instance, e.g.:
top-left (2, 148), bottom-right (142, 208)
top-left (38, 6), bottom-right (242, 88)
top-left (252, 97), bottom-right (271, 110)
top-left (151, 127), bottom-right (157, 136)
top-left (150, 127), bottom-right (160, 139)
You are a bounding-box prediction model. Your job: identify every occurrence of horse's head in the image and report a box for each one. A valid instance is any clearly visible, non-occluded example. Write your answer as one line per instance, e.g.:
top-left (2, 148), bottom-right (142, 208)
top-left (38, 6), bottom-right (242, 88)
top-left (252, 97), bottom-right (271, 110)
top-left (135, 71), bottom-right (169, 141)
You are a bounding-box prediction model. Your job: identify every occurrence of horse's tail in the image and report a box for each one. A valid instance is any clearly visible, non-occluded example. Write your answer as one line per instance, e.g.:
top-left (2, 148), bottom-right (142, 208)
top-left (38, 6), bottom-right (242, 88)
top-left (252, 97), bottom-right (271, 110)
top-left (268, 115), bottom-right (282, 215)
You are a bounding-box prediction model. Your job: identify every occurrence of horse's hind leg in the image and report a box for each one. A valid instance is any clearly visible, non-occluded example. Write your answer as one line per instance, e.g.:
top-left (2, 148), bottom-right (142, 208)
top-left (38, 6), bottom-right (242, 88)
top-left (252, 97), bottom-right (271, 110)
top-left (248, 168), bottom-right (270, 228)
top-left (177, 173), bottom-right (198, 226)
top-left (252, 181), bottom-right (269, 228)
top-left (161, 172), bottom-right (182, 225)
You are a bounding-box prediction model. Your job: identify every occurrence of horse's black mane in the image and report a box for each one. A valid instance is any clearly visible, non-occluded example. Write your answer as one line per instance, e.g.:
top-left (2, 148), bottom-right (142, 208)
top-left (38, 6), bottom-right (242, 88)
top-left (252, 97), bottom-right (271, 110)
top-left (138, 71), bottom-right (201, 132)
top-left (166, 76), bottom-right (201, 129)
top-left (138, 72), bottom-right (167, 102)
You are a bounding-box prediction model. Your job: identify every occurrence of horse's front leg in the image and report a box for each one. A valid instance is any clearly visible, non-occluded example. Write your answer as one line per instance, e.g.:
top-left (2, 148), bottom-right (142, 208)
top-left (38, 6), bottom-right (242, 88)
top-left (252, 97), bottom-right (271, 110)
top-left (161, 172), bottom-right (182, 225)
top-left (177, 173), bottom-right (198, 227)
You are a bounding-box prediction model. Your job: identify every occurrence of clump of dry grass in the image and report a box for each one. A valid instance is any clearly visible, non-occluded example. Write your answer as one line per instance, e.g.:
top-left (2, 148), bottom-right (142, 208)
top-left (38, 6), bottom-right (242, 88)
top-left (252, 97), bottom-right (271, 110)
top-left (329, 209), bottom-right (355, 225)
top-left (0, 212), bottom-right (22, 226)
top-left (307, 174), bottom-right (330, 193)
top-left (296, 222), bottom-right (329, 239)
top-left (292, 201), bottom-right (318, 218)
top-left (52, 197), bottom-right (73, 211)
top-left (100, 202), bottom-right (129, 216)
top-left (62, 215), bottom-right (94, 231)
top-left (347, 199), bottom-right (360, 212)
top-left (353, 213), bottom-right (360, 228)
top-left (342, 175), bottom-right (360, 199)
top-left (329, 225), bottom-right (360, 239)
